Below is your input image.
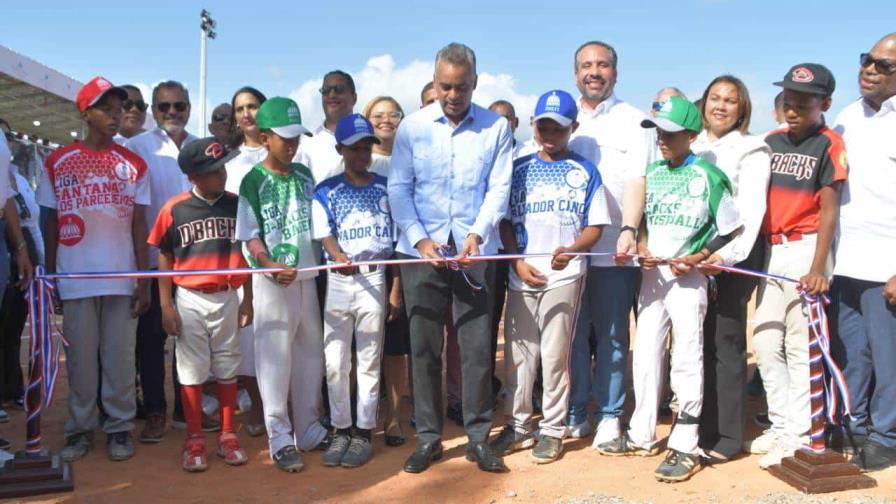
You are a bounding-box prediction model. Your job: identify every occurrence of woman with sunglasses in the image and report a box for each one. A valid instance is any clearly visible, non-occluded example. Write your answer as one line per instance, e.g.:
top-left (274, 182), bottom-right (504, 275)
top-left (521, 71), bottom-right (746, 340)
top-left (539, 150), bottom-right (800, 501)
top-left (224, 86), bottom-right (268, 437)
top-left (691, 75), bottom-right (771, 464)
top-left (362, 96), bottom-right (409, 446)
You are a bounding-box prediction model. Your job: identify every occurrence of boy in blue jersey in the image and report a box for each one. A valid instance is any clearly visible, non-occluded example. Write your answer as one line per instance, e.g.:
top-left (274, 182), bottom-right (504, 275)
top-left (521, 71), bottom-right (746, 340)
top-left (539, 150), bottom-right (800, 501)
top-left (312, 114), bottom-right (394, 468)
top-left (490, 90), bottom-right (610, 463)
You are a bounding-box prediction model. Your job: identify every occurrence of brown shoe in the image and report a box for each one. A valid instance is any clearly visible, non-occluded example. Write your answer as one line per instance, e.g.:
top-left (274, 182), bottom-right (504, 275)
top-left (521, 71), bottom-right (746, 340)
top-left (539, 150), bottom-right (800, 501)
top-left (140, 413), bottom-right (167, 443)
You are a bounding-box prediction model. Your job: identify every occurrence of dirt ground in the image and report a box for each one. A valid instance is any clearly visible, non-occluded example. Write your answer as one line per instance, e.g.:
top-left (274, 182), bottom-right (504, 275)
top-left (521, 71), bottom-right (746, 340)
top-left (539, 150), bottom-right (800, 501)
top-left (3, 313), bottom-right (895, 504)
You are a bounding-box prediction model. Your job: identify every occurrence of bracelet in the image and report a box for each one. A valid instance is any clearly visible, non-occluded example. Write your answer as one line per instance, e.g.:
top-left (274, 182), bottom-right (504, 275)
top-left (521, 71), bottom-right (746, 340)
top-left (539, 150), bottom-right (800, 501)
top-left (620, 225), bottom-right (638, 238)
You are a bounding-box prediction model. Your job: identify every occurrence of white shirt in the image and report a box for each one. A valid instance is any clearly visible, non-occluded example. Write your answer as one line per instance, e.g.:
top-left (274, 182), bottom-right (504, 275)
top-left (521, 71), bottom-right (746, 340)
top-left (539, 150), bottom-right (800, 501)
top-left (10, 170), bottom-right (44, 264)
top-left (125, 127), bottom-right (198, 267)
top-left (515, 138), bottom-right (540, 160)
top-left (295, 124), bottom-right (342, 184)
top-left (370, 152), bottom-right (391, 177)
top-left (693, 130), bottom-right (771, 265)
top-left (569, 94), bottom-right (652, 266)
top-left (225, 143), bottom-right (267, 195)
top-left (833, 96), bottom-right (896, 282)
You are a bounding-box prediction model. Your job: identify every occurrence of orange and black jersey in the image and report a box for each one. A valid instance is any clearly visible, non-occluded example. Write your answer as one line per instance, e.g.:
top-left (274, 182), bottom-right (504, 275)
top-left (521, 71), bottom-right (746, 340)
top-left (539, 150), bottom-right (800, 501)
top-left (148, 190), bottom-right (248, 290)
top-left (762, 124), bottom-right (847, 237)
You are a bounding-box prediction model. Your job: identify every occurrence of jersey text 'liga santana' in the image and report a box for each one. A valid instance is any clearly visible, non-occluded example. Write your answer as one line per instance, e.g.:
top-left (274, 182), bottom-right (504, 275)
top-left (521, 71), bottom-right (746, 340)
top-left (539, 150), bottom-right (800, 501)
top-left (644, 153), bottom-right (741, 259)
top-left (506, 152), bottom-right (610, 291)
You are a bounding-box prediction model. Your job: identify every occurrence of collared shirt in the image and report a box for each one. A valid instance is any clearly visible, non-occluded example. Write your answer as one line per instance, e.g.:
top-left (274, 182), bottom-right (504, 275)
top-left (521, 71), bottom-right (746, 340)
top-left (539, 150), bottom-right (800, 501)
top-left (126, 126), bottom-right (198, 267)
top-left (295, 124), bottom-right (342, 184)
top-left (693, 130), bottom-right (771, 265)
top-left (569, 94), bottom-right (652, 266)
top-left (834, 96), bottom-right (896, 282)
top-left (388, 102), bottom-right (513, 257)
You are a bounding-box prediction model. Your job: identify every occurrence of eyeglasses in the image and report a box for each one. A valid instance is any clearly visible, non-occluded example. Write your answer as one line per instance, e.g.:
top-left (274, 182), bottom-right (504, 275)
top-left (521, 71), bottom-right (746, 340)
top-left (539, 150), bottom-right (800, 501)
top-left (370, 111), bottom-right (403, 122)
top-left (211, 113), bottom-right (230, 123)
top-left (860, 53), bottom-right (896, 75)
top-left (319, 84), bottom-right (347, 96)
top-left (651, 101), bottom-right (665, 112)
top-left (122, 99), bottom-right (148, 112)
top-left (156, 101), bottom-right (188, 113)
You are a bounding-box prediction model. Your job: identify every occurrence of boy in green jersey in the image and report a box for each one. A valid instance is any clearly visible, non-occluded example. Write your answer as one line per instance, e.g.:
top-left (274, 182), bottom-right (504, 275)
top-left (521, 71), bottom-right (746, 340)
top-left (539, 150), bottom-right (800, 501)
top-left (596, 97), bottom-right (742, 483)
top-left (235, 97), bottom-right (327, 473)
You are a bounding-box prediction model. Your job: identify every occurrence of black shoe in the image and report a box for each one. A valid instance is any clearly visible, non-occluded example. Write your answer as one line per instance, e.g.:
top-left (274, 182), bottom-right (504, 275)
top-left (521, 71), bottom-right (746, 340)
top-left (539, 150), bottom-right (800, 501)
top-left (384, 426), bottom-right (406, 447)
top-left (273, 445), bottom-right (304, 473)
top-left (465, 441), bottom-right (507, 473)
top-left (850, 440), bottom-right (896, 472)
top-left (754, 412), bottom-right (771, 429)
top-left (446, 403), bottom-right (463, 427)
top-left (403, 441), bottom-right (443, 473)
top-left (489, 425), bottom-right (535, 456)
top-left (655, 449), bottom-right (702, 482)
top-left (829, 429), bottom-right (867, 456)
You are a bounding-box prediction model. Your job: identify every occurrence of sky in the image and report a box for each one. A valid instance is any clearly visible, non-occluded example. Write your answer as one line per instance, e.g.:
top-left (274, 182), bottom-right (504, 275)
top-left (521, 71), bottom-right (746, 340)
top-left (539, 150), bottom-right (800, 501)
top-left (2, 0), bottom-right (894, 140)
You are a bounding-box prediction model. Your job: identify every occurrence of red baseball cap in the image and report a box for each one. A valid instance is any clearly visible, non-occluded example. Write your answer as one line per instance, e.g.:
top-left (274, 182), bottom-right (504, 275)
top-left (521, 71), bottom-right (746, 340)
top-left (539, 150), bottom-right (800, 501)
top-left (76, 76), bottom-right (128, 113)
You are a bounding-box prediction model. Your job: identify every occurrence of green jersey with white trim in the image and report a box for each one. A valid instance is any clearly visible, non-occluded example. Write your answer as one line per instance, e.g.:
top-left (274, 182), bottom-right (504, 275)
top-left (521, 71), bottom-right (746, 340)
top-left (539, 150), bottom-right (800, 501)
top-left (644, 153), bottom-right (741, 258)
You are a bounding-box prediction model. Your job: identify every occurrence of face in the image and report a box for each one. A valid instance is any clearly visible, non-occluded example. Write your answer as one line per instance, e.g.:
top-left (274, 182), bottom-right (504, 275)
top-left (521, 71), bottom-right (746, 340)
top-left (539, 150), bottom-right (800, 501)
top-left (191, 166), bottom-right (227, 197)
top-left (153, 87), bottom-right (191, 136)
top-left (434, 61), bottom-right (477, 121)
top-left (121, 88), bottom-right (147, 134)
top-left (656, 129), bottom-right (696, 162)
top-left (575, 44), bottom-right (617, 104)
top-left (208, 104), bottom-right (233, 142)
top-left (704, 82), bottom-right (741, 136)
top-left (320, 75), bottom-right (357, 123)
top-left (421, 87), bottom-right (438, 108)
top-left (367, 100), bottom-right (403, 143)
top-left (339, 138), bottom-right (375, 172)
top-left (234, 92), bottom-right (262, 137)
top-left (83, 94), bottom-right (123, 137)
top-left (652, 89), bottom-right (681, 117)
top-left (489, 104), bottom-right (519, 133)
top-left (534, 119), bottom-right (575, 155)
top-left (859, 37), bottom-right (896, 107)
top-left (261, 131), bottom-right (300, 165)
top-left (782, 89), bottom-right (830, 137)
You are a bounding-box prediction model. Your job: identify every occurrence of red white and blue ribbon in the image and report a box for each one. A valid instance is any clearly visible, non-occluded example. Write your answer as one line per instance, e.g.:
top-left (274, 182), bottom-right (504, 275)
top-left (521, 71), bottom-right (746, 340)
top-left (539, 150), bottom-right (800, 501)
top-left (803, 292), bottom-right (854, 431)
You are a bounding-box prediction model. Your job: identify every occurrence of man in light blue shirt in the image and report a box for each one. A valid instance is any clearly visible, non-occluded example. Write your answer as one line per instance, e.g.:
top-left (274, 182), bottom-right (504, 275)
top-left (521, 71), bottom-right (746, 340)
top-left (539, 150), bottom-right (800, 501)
top-left (388, 42), bottom-right (512, 474)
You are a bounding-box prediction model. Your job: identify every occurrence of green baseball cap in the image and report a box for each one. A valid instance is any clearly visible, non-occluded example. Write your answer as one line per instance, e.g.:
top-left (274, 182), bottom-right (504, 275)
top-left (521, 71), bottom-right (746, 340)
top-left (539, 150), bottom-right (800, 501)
top-left (256, 97), bottom-right (312, 138)
top-left (640, 96), bottom-right (702, 133)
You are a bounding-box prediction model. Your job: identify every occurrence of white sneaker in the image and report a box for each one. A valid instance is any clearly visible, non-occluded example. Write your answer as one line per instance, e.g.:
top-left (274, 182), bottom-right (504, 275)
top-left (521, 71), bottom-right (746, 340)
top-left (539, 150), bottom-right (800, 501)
top-left (592, 417), bottom-right (621, 448)
top-left (759, 442), bottom-right (797, 469)
top-left (567, 419), bottom-right (592, 439)
top-left (744, 429), bottom-right (781, 455)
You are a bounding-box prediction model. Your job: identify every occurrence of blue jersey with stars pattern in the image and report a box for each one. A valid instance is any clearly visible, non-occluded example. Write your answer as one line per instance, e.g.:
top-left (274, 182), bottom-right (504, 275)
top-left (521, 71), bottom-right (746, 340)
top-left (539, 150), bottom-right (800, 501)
top-left (311, 174), bottom-right (394, 264)
top-left (506, 152), bottom-right (611, 291)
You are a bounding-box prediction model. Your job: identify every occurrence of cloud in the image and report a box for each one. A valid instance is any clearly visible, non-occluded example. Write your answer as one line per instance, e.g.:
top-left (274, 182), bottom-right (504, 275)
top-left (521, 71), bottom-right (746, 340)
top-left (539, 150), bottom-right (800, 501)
top-left (287, 54), bottom-right (538, 141)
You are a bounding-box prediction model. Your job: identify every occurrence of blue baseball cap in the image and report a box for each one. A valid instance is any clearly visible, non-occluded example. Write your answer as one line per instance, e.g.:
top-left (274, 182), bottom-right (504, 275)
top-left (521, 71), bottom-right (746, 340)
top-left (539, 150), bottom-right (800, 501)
top-left (335, 113), bottom-right (381, 146)
top-left (533, 90), bottom-right (578, 127)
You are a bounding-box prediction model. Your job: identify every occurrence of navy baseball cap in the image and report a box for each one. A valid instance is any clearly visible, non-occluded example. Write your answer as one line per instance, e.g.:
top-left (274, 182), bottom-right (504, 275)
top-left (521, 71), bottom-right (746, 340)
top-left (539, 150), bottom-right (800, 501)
top-left (774, 63), bottom-right (836, 96)
top-left (533, 90), bottom-right (578, 127)
top-left (335, 114), bottom-right (381, 146)
top-left (177, 137), bottom-right (239, 176)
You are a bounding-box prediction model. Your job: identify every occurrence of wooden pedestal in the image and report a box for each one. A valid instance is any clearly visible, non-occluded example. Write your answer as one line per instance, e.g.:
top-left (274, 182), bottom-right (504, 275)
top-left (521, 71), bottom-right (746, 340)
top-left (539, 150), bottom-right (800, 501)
top-left (0, 449), bottom-right (74, 499)
top-left (768, 448), bottom-right (876, 494)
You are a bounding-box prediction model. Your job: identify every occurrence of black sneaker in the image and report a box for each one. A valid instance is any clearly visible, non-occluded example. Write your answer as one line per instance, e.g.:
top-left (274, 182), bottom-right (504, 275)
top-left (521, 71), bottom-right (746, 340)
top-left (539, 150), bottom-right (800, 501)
top-left (850, 440), bottom-right (896, 472)
top-left (312, 431), bottom-right (333, 451)
top-left (322, 434), bottom-right (351, 467)
top-left (595, 432), bottom-right (659, 457)
top-left (341, 436), bottom-right (373, 468)
top-left (489, 426), bottom-right (535, 456)
top-left (107, 431), bottom-right (135, 461)
top-left (273, 445), bottom-right (304, 473)
top-left (654, 449), bottom-right (702, 482)
top-left (531, 435), bottom-right (562, 464)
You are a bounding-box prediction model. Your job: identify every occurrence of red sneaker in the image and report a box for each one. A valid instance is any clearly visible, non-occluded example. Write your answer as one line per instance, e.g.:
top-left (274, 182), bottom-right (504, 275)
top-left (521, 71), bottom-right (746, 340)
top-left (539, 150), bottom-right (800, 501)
top-left (217, 432), bottom-right (248, 466)
top-left (182, 435), bottom-right (207, 472)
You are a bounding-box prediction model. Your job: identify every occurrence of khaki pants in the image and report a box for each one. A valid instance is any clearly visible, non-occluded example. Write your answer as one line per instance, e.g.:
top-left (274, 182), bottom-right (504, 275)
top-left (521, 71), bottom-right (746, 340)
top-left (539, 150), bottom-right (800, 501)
top-left (504, 279), bottom-right (583, 439)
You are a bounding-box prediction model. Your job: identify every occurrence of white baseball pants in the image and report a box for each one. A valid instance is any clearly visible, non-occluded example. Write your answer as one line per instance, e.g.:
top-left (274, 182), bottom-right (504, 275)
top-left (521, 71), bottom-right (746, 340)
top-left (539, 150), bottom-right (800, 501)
top-left (174, 287), bottom-right (241, 385)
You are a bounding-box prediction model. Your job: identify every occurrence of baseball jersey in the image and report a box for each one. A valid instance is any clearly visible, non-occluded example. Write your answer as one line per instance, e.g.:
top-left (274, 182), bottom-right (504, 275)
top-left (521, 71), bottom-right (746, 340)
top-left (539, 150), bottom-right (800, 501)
top-left (311, 173), bottom-right (394, 264)
top-left (762, 125), bottom-right (847, 236)
top-left (644, 153), bottom-right (741, 259)
top-left (506, 152), bottom-right (611, 291)
top-left (147, 190), bottom-right (249, 290)
top-left (37, 142), bottom-right (150, 300)
top-left (235, 162), bottom-right (318, 280)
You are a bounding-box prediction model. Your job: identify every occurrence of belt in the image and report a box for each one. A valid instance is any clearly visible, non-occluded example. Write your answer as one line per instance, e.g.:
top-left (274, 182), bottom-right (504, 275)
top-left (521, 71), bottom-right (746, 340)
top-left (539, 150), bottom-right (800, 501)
top-left (768, 231), bottom-right (805, 245)
top-left (189, 284), bottom-right (232, 294)
top-left (333, 264), bottom-right (382, 276)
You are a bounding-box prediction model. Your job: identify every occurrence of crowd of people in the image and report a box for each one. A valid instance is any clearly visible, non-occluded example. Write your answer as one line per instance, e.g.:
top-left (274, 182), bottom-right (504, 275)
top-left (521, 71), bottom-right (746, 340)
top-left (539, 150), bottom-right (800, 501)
top-left (0, 32), bottom-right (894, 485)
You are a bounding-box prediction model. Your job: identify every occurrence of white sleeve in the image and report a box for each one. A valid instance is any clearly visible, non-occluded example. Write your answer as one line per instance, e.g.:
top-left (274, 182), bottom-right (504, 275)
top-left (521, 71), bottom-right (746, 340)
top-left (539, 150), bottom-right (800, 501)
top-left (36, 163), bottom-right (57, 209)
top-left (235, 195), bottom-right (261, 242)
top-left (716, 146), bottom-right (771, 264)
top-left (311, 198), bottom-right (332, 241)
top-left (714, 189), bottom-right (742, 237)
top-left (586, 185), bottom-right (611, 227)
top-left (625, 114), bottom-right (651, 180)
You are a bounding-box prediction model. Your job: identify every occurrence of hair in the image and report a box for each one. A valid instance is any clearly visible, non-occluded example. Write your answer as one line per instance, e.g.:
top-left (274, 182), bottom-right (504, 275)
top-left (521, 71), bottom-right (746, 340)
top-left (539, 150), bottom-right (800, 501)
top-left (228, 86), bottom-right (267, 148)
top-left (655, 87), bottom-right (686, 101)
top-left (152, 80), bottom-right (190, 104)
top-left (574, 40), bottom-right (618, 70)
top-left (435, 42), bottom-right (477, 74)
top-left (0, 117), bottom-right (10, 132)
top-left (420, 81), bottom-right (435, 104)
top-left (488, 100), bottom-right (516, 117)
top-left (323, 70), bottom-right (356, 94)
top-left (362, 96), bottom-right (404, 118)
top-left (699, 75), bottom-right (753, 135)
top-left (120, 84), bottom-right (142, 97)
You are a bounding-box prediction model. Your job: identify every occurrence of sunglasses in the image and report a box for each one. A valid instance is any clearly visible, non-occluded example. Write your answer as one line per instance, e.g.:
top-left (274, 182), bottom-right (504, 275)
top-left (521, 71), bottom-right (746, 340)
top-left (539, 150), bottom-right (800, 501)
top-left (211, 113), bottom-right (231, 123)
top-left (319, 84), bottom-right (347, 96)
top-left (156, 101), bottom-right (188, 113)
top-left (860, 53), bottom-right (896, 75)
top-left (122, 99), bottom-right (148, 112)
top-left (651, 101), bottom-right (665, 112)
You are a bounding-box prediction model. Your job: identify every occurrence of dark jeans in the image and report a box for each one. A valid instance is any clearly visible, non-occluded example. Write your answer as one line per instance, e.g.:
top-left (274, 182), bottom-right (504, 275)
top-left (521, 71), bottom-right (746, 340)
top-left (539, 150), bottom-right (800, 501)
top-left (400, 254), bottom-right (495, 444)
top-left (698, 241), bottom-right (763, 458)
top-left (0, 285), bottom-right (26, 403)
top-left (490, 256), bottom-right (509, 391)
top-left (831, 275), bottom-right (896, 449)
top-left (137, 279), bottom-right (181, 417)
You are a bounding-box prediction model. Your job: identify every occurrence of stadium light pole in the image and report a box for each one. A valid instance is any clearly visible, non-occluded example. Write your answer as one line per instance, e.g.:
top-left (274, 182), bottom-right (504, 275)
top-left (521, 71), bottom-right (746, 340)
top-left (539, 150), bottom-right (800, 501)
top-left (199, 9), bottom-right (217, 137)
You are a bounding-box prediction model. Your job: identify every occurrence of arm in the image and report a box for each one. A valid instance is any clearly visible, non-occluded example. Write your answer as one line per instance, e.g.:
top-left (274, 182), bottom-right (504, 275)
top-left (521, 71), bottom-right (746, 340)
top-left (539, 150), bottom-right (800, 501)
top-left (131, 204), bottom-right (150, 317)
top-left (5, 198), bottom-right (33, 289)
top-left (616, 176), bottom-right (645, 260)
top-left (238, 275), bottom-right (253, 328)
top-left (552, 225), bottom-right (604, 270)
top-left (636, 217), bottom-right (659, 269)
top-left (158, 252), bottom-right (180, 336)
top-left (711, 147), bottom-right (771, 266)
top-left (387, 266), bottom-right (403, 321)
top-left (801, 183), bottom-right (841, 295)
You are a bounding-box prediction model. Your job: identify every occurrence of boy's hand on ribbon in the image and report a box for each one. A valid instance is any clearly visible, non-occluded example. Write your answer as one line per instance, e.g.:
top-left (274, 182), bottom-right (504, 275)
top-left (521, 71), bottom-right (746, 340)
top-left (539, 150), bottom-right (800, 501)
top-left (551, 246), bottom-right (573, 271)
top-left (514, 259), bottom-right (547, 288)
top-left (800, 270), bottom-right (829, 295)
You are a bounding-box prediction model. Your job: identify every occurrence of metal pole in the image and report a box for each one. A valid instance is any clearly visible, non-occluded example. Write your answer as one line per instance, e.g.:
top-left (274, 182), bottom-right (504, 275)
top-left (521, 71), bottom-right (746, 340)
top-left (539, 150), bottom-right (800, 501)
top-left (199, 27), bottom-right (208, 138)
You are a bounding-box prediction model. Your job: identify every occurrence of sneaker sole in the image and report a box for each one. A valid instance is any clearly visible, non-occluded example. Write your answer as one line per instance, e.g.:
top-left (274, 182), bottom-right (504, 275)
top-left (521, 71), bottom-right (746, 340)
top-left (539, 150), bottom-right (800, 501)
top-left (277, 462), bottom-right (304, 473)
top-left (183, 464), bottom-right (208, 472)
top-left (217, 449), bottom-right (248, 466)
top-left (340, 459), bottom-right (369, 468)
top-left (139, 435), bottom-right (164, 444)
top-left (531, 453), bottom-right (560, 464)
top-left (596, 446), bottom-right (660, 457)
top-left (655, 467), bottom-right (701, 482)
top-left (494, 438), bottom-right (536, 456)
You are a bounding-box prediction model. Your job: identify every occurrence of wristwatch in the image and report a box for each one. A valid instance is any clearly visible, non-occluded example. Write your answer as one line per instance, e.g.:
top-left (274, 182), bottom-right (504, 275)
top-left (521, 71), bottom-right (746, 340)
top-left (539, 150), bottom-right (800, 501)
top-left (620, 225), bottom-right (638, 238)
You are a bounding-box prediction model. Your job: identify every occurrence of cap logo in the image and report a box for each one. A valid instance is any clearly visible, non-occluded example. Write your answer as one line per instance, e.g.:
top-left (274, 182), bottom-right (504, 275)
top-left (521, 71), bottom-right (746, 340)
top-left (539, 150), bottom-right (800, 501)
top-left (95, 78), bottom-right (112, 90)
top-left (205, 142), bottom-right (224, 159)
top-left (792, 67), bottom-right (815, 83)
top-left (287, 105), bottom-right (300, 122)
top-left (660, 101), bottom-right (673, 113)
top-left (354, 116), bottom-right (369, 132)
top-left (545, 93), bottom-right (561, 112)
